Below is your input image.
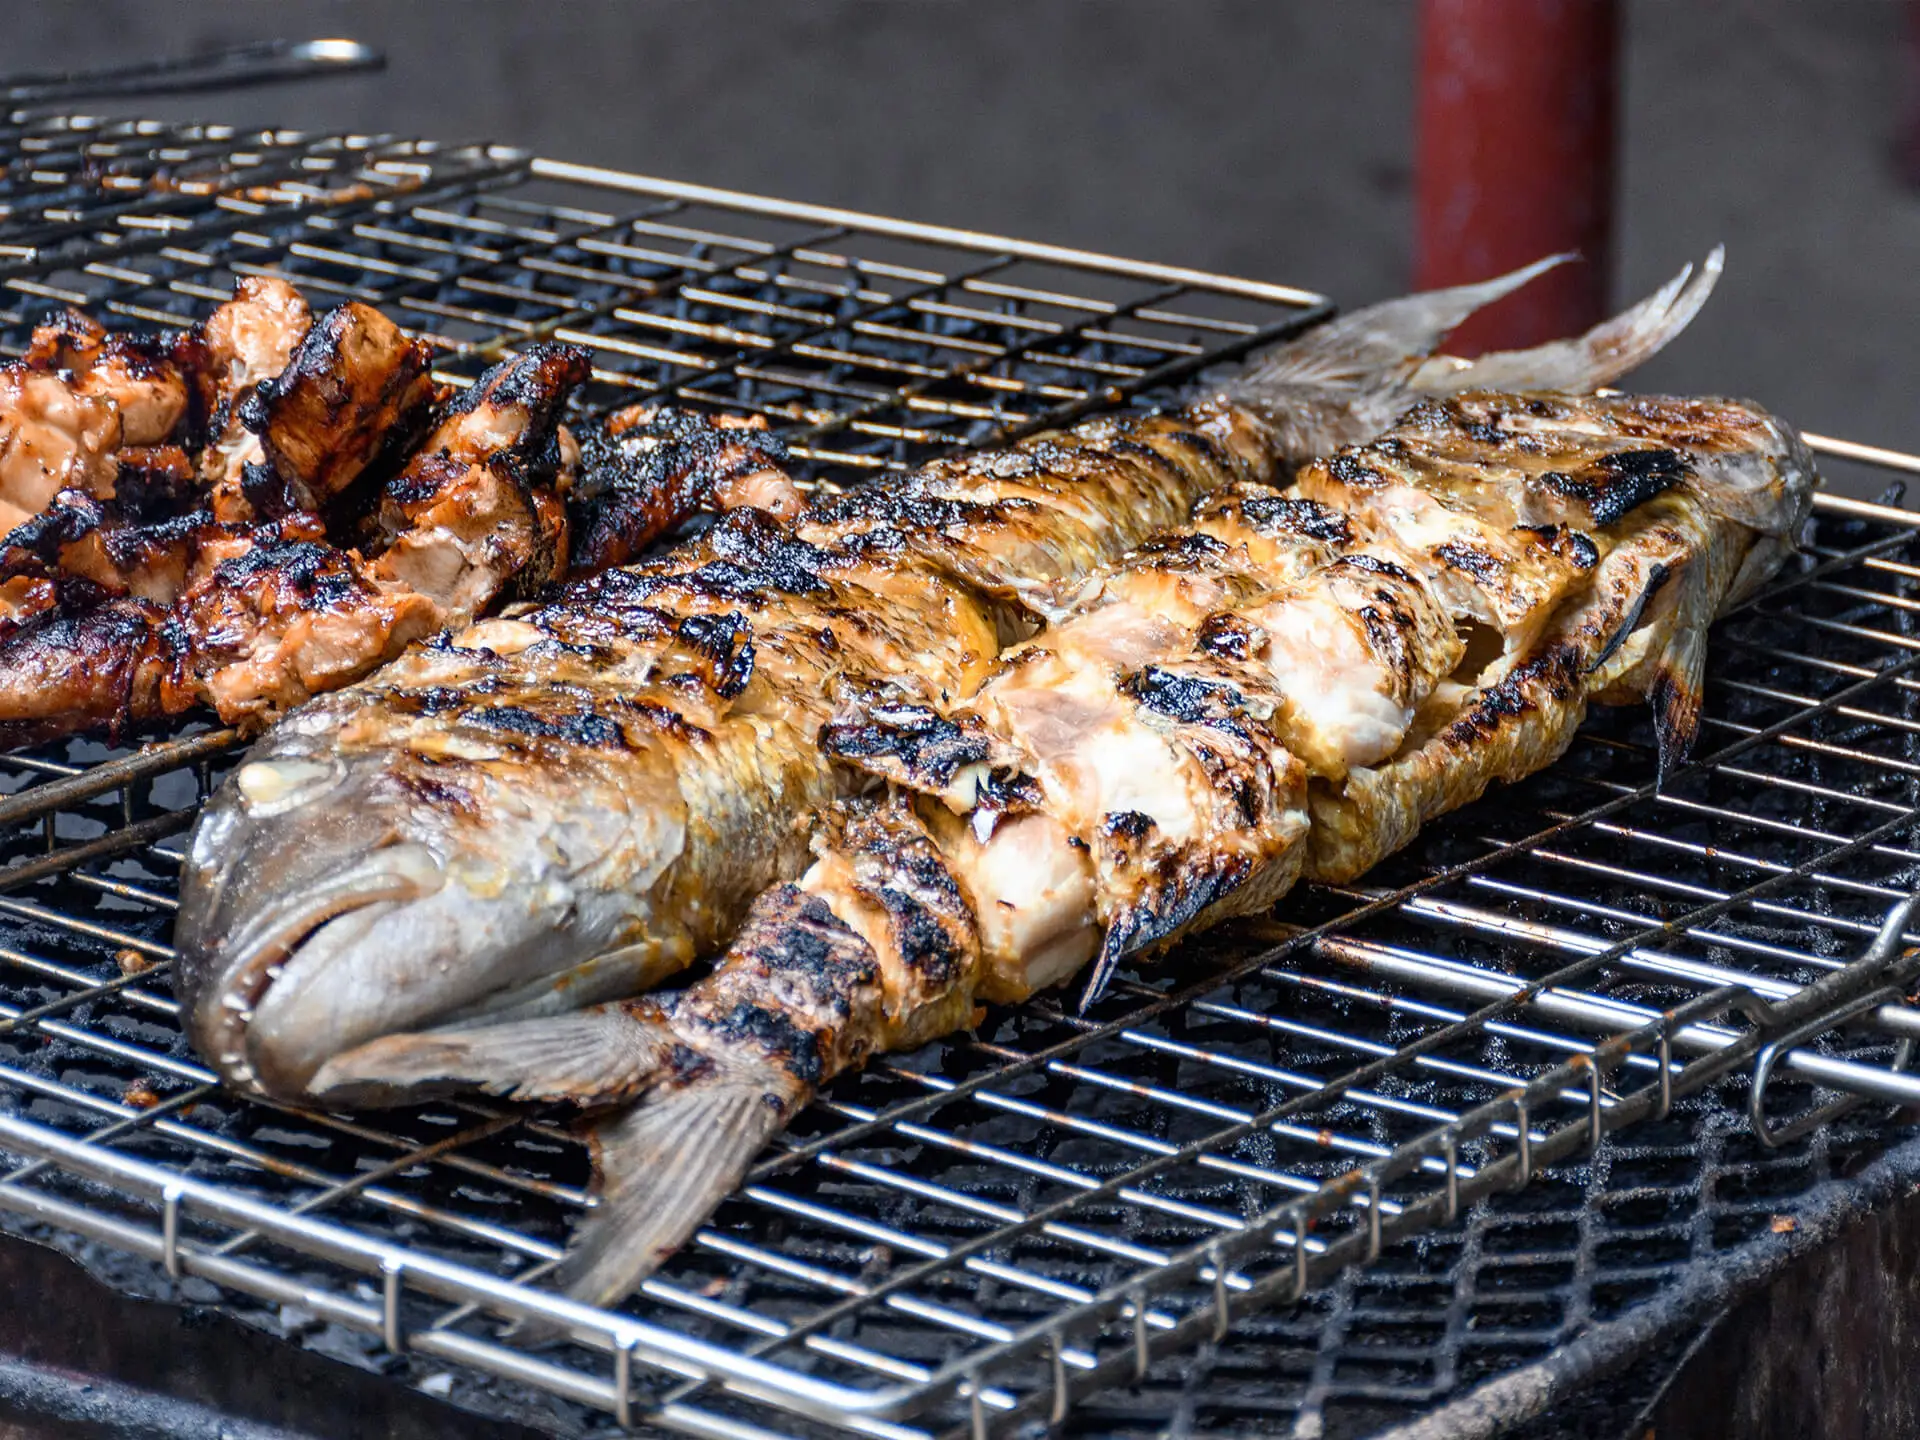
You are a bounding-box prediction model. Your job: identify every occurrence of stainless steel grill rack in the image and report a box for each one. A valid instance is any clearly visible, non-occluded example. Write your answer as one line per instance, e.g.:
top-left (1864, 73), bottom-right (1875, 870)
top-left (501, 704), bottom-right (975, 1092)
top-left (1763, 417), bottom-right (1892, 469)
top-left (1, 110), bottom-right (1919, 1440)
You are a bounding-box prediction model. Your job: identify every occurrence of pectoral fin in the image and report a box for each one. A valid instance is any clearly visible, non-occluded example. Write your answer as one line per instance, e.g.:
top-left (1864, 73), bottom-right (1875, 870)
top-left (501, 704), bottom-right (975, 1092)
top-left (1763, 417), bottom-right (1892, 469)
top-left (1649, 625), bottom-right (1708, 782)
top-left (308, 1004), bottom-right (673, 1107)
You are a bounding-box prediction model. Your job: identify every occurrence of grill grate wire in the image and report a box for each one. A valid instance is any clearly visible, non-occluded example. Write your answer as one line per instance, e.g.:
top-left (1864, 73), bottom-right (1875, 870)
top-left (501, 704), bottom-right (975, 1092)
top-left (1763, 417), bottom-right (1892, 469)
top-left (0, 112), bottom-right (1917, 1439)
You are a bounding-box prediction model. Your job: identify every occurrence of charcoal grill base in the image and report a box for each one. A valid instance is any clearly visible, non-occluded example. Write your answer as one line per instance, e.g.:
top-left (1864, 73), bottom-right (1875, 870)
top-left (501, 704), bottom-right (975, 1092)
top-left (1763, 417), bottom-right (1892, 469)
top-left (0, 1226), bottom-right (548, 1440)
top-left (1646, 1143), bottom-right (1920, 1440)
top-left (1375, 1126), bottom-right (1920, 1440)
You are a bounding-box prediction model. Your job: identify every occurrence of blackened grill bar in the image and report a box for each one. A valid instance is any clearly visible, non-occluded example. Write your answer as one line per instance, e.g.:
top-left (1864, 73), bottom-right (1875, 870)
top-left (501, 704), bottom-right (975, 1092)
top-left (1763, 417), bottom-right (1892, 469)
top-left (0, 109), bottom-right (1917, 1440)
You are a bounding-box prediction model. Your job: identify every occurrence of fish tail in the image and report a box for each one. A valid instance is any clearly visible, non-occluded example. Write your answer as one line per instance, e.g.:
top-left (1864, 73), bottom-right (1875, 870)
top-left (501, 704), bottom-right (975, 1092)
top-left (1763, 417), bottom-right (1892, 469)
top-left (1218, 248), bottom-right (1721, 455)
top-left (1413, 246), bottom-right (1724, 396)
top-left (1218, 254), bottom-right (1572, 427)
top-left (559, 1058), bottom-right (809, 1308)
top-left (307, 1004), bottom-right (674, 1107)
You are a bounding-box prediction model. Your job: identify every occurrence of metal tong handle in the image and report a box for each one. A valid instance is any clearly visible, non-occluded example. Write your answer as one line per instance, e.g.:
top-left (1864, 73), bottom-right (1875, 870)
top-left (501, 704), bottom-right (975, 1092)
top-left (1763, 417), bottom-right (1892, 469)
top-left (0, 38), bottom-right (383, 108)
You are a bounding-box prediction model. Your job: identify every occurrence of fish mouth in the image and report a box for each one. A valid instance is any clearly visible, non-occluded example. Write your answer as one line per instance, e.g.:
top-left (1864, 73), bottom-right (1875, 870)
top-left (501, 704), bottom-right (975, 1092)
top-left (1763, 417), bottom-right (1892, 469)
top-left (174, 732), bottom-right (612, 1102)
top-left (182, 842), bottom-right (444, 1096)
top-left (175, 706), bottom-right (686, 1102)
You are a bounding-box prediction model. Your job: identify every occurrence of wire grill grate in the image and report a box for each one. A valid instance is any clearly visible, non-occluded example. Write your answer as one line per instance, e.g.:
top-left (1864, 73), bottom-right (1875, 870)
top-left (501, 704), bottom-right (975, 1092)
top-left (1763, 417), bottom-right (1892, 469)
top-left (0, 112), bottom-right (1918, 1440)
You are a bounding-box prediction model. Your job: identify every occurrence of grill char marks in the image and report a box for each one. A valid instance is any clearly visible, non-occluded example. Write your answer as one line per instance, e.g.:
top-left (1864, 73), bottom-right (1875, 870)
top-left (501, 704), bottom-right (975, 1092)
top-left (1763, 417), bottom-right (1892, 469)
top-left (675, 883), bottom-right (884, 1082)
top-left (1540, 447), bottom-right (1694, 527)
top-left (1232, 492), bottom-right (1355, 545)
top-left (662, 794), bottom-right (980, 1079)
top-left (570, 405), bottom-right (803, 572)
top-left (673, 612), bottom-right (756, 699)
top-left (1305, 391), bottom-right (1816, 879)
top-left (817, 794), bottom-right (981, 1001)
top-left (206, 396), bottom-right (1282, 1105)
top-left (0, 307), bottom-right (194, 537)
top-left (0, 596), bottom-right (169, 748)
top-left (362, 343), bottom-right (596, 615)
top-left (725, 391), bottom-right (1811, 1034)
top-left (822, 698), bottom-right (1000, 796)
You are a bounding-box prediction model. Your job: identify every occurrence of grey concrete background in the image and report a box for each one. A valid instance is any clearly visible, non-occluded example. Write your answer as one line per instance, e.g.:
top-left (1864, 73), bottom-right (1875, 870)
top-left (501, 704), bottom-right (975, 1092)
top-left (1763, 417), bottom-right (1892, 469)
top-left (6, 0), bottom-right (1918, 491)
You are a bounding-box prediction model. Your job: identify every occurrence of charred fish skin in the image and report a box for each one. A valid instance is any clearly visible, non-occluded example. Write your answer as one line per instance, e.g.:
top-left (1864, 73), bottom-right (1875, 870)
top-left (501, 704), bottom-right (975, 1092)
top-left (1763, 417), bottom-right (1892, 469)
top-left (1297, 390), bottom-right (1818, 881)
top-left (179, 253), bottom-right (1724, 1105)
top-left (309, 380), bottom-right (1817, 1310)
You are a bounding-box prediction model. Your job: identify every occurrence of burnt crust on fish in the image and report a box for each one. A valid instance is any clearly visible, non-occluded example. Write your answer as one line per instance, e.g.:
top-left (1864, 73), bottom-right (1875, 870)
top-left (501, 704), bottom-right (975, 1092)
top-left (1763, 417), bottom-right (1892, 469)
top-left (181, 400), bottom-right (1286, 1098)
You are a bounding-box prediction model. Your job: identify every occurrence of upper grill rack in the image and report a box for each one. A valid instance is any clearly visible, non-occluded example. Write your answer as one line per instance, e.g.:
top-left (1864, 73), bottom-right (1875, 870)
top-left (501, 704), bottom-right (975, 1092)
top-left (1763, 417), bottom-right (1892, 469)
top-left (0, 111), bottom-right (1918, 1440)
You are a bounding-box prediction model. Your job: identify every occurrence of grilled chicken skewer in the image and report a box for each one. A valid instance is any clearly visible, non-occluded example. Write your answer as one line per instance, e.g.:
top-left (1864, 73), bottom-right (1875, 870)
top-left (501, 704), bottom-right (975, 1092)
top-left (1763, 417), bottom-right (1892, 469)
top-left (315, 382), bottom-right (1815, 1307)
top-left (174, 254), bottom-right (1722, 1105)
top-left (0, 268), bottom-right (788, 747)
top-left (0, 317), bottom-right (583, 746)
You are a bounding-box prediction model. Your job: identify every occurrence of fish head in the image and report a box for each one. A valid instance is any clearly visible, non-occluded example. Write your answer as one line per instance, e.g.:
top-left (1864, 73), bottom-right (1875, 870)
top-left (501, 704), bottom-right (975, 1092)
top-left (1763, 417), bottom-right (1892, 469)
top-left (174, 698), bottom-right (687, 1102)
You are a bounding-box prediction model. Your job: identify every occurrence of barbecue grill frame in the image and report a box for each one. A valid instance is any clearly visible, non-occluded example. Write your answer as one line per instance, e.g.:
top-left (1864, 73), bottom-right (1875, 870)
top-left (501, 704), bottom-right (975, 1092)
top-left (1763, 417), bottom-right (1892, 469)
top-left (1, 110), bottom-right (1919, 1440)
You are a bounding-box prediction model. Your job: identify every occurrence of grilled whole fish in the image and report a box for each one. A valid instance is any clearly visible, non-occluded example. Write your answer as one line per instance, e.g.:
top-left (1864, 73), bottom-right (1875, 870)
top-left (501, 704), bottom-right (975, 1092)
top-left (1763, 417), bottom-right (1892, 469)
top-left (176, 253), bottom-right (1721, 1103)
top-left (313, 382), bottom-right (1816, 1307)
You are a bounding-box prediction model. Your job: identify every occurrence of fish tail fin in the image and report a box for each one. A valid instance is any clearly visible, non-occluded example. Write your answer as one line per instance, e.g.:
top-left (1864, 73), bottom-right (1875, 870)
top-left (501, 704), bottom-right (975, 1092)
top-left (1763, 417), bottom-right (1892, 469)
top-left (1219, 254), bottom-right (1571, 423)
top-left (307, 1004), bottom-right (674, 1107)
top-left (1413, 246), bottom-right (1724, 396)
top-left (559, 1057), bottom-right (808, 1307)
top-left (1218, 248), bottom-right (1721, 457)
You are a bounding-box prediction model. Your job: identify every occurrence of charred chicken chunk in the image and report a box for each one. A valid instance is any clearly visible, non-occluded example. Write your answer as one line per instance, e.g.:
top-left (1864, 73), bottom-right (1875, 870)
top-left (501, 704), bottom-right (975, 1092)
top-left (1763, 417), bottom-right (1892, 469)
top-left (569, 403), bottom-right (804, 571)
top-left (237, 301), bottom-right (436, 519)
top-left (364, 342), bottom-right (590, 612)
top-left (191, 276), bottom-right (315, 520)
top-left (0, 308), bottom-right (192, 533)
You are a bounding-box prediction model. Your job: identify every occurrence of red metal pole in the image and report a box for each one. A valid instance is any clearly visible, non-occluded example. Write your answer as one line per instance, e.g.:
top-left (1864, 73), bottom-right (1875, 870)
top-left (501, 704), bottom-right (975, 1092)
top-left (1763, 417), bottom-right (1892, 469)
top-left (1415, 0), bottom-right (1621, 355)
top-left (1900, 0), bottom-right (1920, 188)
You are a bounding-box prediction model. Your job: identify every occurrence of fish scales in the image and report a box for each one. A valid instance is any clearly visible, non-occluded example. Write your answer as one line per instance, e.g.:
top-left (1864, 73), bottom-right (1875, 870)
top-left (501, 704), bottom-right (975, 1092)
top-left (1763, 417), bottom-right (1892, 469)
top-left (176, 404), bottom-right (1280, 1096)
